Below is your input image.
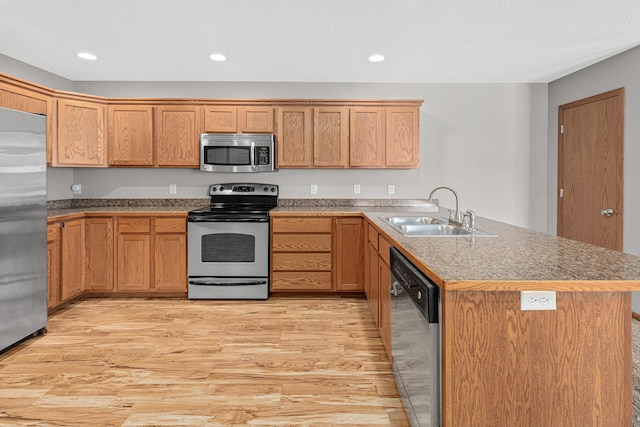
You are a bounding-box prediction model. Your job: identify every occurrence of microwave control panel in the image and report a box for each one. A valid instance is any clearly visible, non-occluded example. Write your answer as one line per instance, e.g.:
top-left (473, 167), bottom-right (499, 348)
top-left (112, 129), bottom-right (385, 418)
top-left (256, 147), bottom-right (270, 165)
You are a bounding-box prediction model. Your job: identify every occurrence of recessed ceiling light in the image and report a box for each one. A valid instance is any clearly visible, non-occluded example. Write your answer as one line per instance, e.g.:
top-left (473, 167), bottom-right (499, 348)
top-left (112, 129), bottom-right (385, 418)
top-left (209, 53), bottom-right (227, 62)
top-left (368, 54), bottom-right (385, 63)
top-left (76, 52), bottom-right (97, 61)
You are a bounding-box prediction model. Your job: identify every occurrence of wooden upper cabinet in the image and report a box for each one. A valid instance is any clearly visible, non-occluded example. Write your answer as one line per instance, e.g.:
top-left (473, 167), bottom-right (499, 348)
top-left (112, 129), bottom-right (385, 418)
top-left (385, 106), bottom-right (419, 168)
top-left (313, 107), bottom-right (349, 167)
top-left (349, 106), bottom-right (384, 167)
top-left (203, 105), bottom-right (237, 133)
top-left (154, 105), bottom-right (201, 167)
top-left (238, 106), bottom-right (274, 133)
top-left (276, 106), bottom-right (313, 167)
top-left (108, 104), bottom-right (154, 166)
top-left (55, 98), bottom-right (107, 167)
top-left (203, 105), bottom-right (274, 133)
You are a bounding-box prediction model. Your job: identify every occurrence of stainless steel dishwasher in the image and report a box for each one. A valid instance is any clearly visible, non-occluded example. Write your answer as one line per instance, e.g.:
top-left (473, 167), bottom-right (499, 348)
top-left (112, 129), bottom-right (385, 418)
top-left (390, 247), bottom-right (441, 427)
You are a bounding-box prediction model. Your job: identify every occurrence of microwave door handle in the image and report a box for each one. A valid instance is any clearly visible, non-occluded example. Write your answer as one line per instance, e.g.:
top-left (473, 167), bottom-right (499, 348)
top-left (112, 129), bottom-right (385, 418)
top-left (250, 141), bottom-right (257, 171)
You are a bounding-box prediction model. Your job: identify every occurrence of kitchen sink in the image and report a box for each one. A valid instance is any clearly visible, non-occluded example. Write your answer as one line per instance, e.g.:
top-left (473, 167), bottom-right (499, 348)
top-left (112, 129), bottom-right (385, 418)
top-left (379, 216), bottom-right (495, 237)
top-left (379, 216), bottom-right (447, 226)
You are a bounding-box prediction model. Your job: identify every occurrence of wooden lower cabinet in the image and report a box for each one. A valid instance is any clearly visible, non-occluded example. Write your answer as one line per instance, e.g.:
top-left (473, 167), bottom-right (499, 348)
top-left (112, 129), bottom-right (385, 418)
top-left (271, 217), bottom-right (333, 291)
top-left (334, 218), bottom-right (363, 291)
top-left (85, 217), bottom-right (114, 291)
top-left (116, 216), bottom-right (187, 292)
top-left (365, 221), bottom-right (392, 358)
top-left (60, 219), bottom-right (85, 302)
top-left (46, 223), bottom-right (61, 309)
top-left (271, 216), bottom-right (364, 292)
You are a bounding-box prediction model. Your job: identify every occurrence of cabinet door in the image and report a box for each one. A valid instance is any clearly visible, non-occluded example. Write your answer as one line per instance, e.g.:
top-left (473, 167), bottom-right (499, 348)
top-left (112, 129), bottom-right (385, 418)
top-left (153, 217), bottom-right (187, 292)
top-left (154, 105), bottom-right (201, 167)
top-left (334, 218), bottom-right (363, 291)
top-left (238, 106), bottom-right (274, 133)
top-left (350, 107), bottom-right (384, 167)
top-left (378, 248), bottom-right (392, 360)
top-left (85, 218), bottom-right (114, 292)
top-left (154, 234), bottom-right (187, 291)
top-left (313, 106), bottom-right (349, 167)
top-left (60, 219), bottom-right (85, 301)
top-left (108, 104), bottom-right (154, 166)
top-left (203, 105), bottom-right (237, 133)
top-left (367, 242), bottom-right (380, 324)
top-left (55, 99), bottom-right (106, 167)
top-left (386, 106), bottom-right (419, 168)
top-left (46, 223), bottom-right (60, 309)
top-left (276, 106), bottom-right (313, 167)
top-left (117, 234), bottom-right (151, 291)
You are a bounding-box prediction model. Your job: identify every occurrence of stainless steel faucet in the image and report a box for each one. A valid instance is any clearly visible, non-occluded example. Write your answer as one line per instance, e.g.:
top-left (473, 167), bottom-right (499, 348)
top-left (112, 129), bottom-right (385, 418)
top-left (428, 186), bottom-right (462, 225)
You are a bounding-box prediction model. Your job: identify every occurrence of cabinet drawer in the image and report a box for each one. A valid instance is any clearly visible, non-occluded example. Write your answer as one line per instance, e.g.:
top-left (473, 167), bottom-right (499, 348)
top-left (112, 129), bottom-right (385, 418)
top-left (272, 253), bottom-right (332, 271)
top-left (154, 217), bottom-right (186, 233)
top-left (368, 226), bottom-right (379, 250)
top-left (47, 223), bottom-right (60, 242)
top-left (272, 217), bottom-right (332, 233)
top-left (117, 217), bottom-right (151, 233)
top-left (272, 233), bottom-right (331, 252)
top-left (271, 272), bottom-right (332, 291)
top-left (379, 237), bottom-right (391, 266)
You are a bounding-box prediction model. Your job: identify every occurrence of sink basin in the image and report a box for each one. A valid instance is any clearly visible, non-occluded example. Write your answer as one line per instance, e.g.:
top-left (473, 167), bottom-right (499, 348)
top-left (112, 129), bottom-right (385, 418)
top-left (379, 216), bottom-right (495, 237)
top-left (379, 216), bottom-right (447, 226)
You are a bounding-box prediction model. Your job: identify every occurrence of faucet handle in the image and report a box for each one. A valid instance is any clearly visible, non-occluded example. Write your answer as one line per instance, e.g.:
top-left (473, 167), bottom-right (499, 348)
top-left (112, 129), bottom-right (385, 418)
top-left (464, 209), bottom-right (476, 230)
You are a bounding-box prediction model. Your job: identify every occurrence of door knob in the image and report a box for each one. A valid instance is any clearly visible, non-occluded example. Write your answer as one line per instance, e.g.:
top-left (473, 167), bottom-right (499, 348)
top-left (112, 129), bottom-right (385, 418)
top-left (601, 209), bottom-right (614, 217)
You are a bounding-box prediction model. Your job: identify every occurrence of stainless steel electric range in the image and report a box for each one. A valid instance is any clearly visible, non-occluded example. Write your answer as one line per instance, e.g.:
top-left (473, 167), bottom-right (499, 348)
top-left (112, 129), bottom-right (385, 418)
top-left (187, 183), bottom-right (278, 299)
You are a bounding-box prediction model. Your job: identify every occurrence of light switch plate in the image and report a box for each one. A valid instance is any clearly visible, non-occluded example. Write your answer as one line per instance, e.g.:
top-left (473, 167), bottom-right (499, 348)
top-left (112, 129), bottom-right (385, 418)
top-left (521, 291), bottom-right (556, 311)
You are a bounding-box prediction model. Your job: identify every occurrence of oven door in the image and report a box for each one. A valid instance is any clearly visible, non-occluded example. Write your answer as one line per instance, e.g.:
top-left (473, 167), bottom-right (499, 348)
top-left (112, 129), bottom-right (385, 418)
top-left (188, 221), bottom-right (269, 278)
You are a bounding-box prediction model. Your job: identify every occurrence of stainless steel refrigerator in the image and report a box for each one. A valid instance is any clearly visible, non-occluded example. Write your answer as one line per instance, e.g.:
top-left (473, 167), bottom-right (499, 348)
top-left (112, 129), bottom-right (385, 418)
top-left (0, 107), bottom-right (47, 353)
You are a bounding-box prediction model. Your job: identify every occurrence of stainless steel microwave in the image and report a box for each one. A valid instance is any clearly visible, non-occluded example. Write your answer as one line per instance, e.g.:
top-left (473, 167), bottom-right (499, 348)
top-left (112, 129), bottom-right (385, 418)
top-left (200, 133), bottom-right (277, 173)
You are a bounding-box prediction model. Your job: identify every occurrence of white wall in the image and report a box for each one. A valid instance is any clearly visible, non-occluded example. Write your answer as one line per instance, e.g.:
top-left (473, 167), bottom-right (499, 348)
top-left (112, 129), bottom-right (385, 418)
top-left (70, 81), bottom-right (548, 230)
top-left (548, 45), bottom-right (640, 311)
top-left (1, 53), bottom-right (549, 231)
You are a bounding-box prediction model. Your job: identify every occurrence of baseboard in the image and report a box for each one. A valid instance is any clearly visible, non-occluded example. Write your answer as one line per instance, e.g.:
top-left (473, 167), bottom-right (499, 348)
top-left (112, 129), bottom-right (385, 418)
top-left (633, 311), bottom-right (640, 321)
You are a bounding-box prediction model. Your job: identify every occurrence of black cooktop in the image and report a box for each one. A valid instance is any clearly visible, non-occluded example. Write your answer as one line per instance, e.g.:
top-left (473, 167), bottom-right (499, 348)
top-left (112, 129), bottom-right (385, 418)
top-left (188, 183), bottom-right (278, 222)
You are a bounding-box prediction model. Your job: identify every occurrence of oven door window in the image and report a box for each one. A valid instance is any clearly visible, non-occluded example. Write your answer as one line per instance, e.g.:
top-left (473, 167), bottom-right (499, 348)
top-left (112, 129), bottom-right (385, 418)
top-left (204, 146), bottom-right (251, 166)
top-left (201, 233), bottom-right (255, 263)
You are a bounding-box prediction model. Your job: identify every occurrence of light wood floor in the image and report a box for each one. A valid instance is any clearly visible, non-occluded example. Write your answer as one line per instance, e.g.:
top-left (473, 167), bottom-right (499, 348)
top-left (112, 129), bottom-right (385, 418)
top-left (0, 296), bottom-right (409, 426)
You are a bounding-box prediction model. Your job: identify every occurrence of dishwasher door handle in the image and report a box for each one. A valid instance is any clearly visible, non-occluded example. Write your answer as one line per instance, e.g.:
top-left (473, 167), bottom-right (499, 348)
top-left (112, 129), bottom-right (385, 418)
top-left (390, 280), bottom-right (401, 297)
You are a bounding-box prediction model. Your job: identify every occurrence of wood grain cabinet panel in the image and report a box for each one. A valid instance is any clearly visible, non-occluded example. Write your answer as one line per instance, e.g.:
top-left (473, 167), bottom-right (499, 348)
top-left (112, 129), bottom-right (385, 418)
top-left (313, 106), bottom-right (349, 167)
top-left (47, 223), bottom-right (60, 309)
top-left (60, 219), bottom-right (85, 301)
top-left (117, 234), bottom-right (151, 291)
top-left (55, 99), bottom-right (106, 167)
top-left (203, 105), bottom-right (237, 133)
top-left (276, 106), bottom-right (313, 167)
top-left (334, 218), bottom-right (363, 291)
top-left (108, 104), bottom-right (154, 166)
top-left (271, 216), bottom-right (333, 292)
top-left (115, 216), bottom-right (186, 292)
top-left (238, 106), bottom-right (274, 133)
top-left (85, 217), bottom-right (114, 292)
top-left (154, 105), bottom-right (201, 167)
top-left (385, 106), bottom-right (419, 168)
top-left (203, 105), bottom-right (273, 133)
top-left (349, 107), bottom-right (384, 167)
top-left (154, 233), bottom-right (187, 291)
top-left (377, 236), bottom-right (392, 359)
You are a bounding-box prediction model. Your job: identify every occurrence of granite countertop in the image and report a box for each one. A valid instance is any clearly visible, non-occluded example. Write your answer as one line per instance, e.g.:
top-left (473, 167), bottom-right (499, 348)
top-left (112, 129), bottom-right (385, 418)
top-left (273, 203), bottom-right (640, 291)
top-left (47, 198), bottom-right (208, 219)
top-left (48, 198), bottom-right (640, 290)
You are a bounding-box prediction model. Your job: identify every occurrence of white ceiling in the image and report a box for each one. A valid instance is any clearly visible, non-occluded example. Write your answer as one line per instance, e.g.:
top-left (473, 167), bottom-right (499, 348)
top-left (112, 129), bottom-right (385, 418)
top-left (1, 0), bottom-right (639, 83)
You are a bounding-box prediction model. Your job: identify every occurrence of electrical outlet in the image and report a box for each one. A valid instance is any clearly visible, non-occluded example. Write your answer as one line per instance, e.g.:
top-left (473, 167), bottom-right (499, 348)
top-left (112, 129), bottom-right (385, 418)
top-left (169, 184), bottom-right (177, 194)
top-left (521, 291), bottom-right (556, 311)
top-left (354, 184), bottom-right (361, 195)
top-left (310, 184), bottom-right (318, 195)
top-left (71, 184), bottom-right (81, 195)
top-left (388, 184), bottom-right (395, 195)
